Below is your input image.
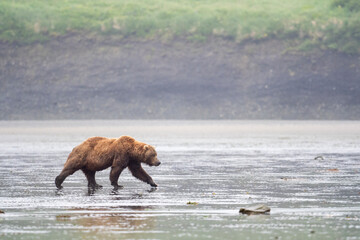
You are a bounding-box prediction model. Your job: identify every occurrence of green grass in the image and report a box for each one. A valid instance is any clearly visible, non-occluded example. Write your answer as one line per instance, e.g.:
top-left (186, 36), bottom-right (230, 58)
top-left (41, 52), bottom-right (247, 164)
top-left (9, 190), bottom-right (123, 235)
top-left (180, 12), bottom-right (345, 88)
top-left (0, 0), bottom-right (359, 54)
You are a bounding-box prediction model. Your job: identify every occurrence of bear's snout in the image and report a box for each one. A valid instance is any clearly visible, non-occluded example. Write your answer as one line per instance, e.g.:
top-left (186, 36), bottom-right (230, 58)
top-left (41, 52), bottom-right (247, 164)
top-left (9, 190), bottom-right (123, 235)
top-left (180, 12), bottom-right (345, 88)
top-left (155, 161), bottom-right (161, 166)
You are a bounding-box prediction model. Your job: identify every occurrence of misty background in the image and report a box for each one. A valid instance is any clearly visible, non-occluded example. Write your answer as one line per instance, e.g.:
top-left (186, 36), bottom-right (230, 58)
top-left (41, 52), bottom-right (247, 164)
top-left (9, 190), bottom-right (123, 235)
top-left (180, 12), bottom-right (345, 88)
top-left (1, 0), bottom-right (359, 120)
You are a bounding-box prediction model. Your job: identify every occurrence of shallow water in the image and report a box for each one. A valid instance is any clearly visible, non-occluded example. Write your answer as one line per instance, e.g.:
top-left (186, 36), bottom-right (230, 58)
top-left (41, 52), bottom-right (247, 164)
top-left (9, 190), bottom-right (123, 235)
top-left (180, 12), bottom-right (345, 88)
top-left (0, 120), bottom-right (359, 239)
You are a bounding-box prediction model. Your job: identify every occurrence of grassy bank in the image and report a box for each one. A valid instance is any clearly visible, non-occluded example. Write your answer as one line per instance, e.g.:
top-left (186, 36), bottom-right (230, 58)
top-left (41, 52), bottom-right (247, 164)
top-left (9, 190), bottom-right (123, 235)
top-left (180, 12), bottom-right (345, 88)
top-left (0, 0), bottom-right (359, 54)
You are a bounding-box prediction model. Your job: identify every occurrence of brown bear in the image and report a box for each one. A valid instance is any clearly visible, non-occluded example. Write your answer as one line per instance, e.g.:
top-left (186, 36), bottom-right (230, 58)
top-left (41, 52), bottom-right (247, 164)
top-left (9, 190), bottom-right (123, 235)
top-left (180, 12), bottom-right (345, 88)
top-left (55, 136), bottom-right (160, 189)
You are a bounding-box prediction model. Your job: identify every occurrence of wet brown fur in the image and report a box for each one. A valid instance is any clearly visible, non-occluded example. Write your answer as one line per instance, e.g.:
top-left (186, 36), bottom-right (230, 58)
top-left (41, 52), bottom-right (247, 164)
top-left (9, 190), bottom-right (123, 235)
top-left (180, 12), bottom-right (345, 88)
top-left (55, 136), bottom-right (160, 189)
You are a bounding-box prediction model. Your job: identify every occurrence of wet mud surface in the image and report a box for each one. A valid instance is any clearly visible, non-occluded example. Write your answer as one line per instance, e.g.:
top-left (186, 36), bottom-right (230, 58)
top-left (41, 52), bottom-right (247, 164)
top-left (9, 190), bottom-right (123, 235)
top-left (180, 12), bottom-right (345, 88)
top-left (0, 120), bottom-right (359, 239)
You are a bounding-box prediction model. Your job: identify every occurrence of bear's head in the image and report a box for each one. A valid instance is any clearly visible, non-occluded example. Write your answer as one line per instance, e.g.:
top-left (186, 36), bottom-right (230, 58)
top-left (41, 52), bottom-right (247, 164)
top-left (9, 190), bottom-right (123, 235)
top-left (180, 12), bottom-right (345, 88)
top-left (143, 145), bottom-right (161, 166)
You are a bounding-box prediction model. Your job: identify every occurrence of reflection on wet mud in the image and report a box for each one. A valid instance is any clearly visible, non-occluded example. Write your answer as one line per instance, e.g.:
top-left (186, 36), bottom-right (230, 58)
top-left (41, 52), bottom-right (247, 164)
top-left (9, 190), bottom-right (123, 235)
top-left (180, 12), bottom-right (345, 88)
top-left (58, 206), bottom-right (155, 233)
top-left (76, 213), bottom-right (155, 231)
top-left (111, 187), bottom-right (157, 197)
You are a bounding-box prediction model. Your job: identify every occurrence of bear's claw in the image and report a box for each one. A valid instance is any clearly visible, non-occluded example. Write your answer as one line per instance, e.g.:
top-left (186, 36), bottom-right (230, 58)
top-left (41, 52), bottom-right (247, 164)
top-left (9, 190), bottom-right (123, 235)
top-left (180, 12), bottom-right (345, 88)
top-left (55, 176), bottom-right (63, 189)
top-left (88, 183), bottom-right (103, 189)
top-left (112, 184), bottom-right (124, 190)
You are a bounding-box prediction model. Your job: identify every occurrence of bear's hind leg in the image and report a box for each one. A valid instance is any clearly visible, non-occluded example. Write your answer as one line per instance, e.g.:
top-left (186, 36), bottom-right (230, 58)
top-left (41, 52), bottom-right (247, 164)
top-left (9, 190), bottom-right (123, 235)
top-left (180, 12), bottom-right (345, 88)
top-left (55, 168), bottom-right (77, 189)
top-left (82, 169), bottom-right (102, 189)
top-left (110, 165), bottom-right (126, 190)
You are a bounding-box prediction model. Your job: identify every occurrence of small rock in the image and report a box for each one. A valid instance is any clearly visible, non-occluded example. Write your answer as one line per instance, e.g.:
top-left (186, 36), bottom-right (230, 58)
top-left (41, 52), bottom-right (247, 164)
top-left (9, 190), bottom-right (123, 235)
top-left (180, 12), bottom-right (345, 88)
top-left (314, 155), bottom-right (324, 160)
top-left (187, 201), bottom-right (199, 205)
top-left (0, 210), bottom-right (4, 214)
top-left (239, 204), bottom-right (270, 215)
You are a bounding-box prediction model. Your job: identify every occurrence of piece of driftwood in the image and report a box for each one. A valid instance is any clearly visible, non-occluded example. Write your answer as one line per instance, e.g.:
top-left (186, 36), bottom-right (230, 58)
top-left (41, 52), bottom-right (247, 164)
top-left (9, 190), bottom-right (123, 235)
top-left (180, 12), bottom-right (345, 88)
top-left (239, 204), bottom-right (271, 215)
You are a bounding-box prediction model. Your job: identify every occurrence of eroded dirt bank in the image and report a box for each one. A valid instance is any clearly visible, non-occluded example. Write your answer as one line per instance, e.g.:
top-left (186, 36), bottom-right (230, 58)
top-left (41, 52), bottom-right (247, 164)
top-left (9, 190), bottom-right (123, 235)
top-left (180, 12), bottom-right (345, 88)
top-left (1, 35), bottom-right (359, 119)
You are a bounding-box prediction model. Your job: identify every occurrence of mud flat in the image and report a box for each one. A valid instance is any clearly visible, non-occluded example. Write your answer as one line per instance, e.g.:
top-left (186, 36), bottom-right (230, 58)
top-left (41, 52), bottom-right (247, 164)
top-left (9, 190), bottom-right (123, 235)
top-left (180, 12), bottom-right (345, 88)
top-left (0, 120), bottom-right (359, 239)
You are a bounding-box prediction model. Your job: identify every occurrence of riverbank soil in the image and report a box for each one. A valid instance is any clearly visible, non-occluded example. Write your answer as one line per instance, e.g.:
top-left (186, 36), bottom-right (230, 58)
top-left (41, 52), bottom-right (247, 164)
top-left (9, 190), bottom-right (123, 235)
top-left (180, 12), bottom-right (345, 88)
top-left (1, 36), bottom-right (359, 119)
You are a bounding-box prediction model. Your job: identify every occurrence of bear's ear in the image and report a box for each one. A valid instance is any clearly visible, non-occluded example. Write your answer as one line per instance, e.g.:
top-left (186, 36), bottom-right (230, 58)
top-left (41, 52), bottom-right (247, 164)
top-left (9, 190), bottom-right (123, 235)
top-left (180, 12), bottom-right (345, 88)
top-left (143, 145), bottom-right (149, 151)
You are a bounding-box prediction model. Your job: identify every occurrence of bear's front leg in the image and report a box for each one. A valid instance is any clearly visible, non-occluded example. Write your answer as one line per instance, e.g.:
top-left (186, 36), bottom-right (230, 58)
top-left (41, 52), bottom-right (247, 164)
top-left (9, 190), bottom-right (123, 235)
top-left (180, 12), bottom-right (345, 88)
top-left (110, 165), bottom-right (125, 190)
top-left (128, 163), bottom-right (158, 187)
